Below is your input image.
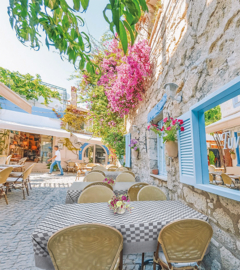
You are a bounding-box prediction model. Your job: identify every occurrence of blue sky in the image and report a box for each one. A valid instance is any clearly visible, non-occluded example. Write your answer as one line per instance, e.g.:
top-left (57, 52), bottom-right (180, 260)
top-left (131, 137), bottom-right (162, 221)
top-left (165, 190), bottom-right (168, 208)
top-left (0, 0), bottom-right (109, 95)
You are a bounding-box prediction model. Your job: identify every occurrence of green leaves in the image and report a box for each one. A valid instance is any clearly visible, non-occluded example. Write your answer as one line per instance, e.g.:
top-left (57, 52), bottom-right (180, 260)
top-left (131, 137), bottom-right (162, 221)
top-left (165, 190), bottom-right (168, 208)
top-left (103, 0), bottom-right (148, 53)
top-left (7, 0), bottom-right (148, 73)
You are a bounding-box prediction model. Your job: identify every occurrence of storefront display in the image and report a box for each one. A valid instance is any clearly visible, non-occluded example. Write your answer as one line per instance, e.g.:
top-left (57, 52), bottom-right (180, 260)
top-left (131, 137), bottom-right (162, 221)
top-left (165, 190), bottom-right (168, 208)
top-left (8, 131), bottom-right (53, 163)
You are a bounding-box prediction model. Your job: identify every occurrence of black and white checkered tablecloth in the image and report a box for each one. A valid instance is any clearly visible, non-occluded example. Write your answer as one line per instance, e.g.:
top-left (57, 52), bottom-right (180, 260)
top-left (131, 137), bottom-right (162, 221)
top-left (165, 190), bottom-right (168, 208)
top-left (32, 201), bottom-right (207, 260)
top-left (65, 182), bottom-right (135, 204)
top-left (85, 171), bottom-right (122, 179)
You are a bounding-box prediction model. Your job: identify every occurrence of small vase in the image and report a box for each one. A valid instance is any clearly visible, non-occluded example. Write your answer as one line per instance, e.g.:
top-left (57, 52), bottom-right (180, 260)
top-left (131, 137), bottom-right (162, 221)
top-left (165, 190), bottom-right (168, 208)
top-left (165, 141), bottom-right (178, 158)
top-left (231, 154), bottom-right (236, 160)
top-left (152, 169), bottom-right (159, 175)
top-left (132, 149), bottom-right (139, 159)
top-left (117, 206), bottom-right (126, 215)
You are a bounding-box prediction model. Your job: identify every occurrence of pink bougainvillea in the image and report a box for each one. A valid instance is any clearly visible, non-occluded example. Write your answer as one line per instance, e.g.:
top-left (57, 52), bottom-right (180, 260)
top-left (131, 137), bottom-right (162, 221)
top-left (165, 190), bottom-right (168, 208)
top-left (98, 39), bottom-right (151, 117)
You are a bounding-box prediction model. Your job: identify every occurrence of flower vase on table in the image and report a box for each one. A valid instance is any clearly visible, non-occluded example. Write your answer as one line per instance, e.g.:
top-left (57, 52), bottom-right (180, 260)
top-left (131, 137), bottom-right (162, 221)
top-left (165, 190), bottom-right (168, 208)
top-left (108, 194), bottom-right (133, 215)
top-left (103, 177), bottom-right (115, 187)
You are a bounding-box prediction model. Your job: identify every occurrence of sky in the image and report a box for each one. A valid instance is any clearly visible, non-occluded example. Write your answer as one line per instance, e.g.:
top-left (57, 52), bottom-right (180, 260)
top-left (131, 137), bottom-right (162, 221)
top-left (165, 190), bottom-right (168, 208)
top-left (0, 0), bottom-right (109, 96)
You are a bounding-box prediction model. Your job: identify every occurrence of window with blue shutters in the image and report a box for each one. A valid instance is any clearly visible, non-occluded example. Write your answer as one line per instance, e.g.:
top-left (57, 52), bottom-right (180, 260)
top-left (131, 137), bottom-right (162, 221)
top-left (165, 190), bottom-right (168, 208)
top-left (178, 76), bottom-right (240, 201)
top-left (157, 120), bottom-right (167, 176)
top-left (125, 133), bottom-right (131, 167)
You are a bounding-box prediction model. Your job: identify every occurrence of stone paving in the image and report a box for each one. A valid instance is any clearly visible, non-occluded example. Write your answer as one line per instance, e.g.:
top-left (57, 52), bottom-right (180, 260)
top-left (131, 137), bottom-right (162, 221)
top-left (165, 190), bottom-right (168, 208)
top-left (0, 173), bottom-right (156, 270)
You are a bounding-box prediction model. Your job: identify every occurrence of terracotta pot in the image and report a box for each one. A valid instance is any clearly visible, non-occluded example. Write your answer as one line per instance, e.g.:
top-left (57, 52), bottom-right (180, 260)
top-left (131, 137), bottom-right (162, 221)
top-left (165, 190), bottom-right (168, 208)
top-left (132, 149), bottom-right (139, 159)
top-left (152, 169), bottom-right (159, 175)
top-left (231, 153), bottom-right (236, 160)
top-left (165, 141), bottom-right (178, 158)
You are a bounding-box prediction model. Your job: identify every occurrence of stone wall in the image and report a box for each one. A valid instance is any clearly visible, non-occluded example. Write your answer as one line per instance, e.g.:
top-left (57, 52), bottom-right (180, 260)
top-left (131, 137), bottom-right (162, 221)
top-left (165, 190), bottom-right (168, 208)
top-left (128, 0), bottom-right (240, 269)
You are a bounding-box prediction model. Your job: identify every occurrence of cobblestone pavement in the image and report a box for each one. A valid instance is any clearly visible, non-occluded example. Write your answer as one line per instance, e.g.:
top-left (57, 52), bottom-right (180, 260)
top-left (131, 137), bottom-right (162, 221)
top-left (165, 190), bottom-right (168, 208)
top-left (0, 173), bottom-right (156, 270)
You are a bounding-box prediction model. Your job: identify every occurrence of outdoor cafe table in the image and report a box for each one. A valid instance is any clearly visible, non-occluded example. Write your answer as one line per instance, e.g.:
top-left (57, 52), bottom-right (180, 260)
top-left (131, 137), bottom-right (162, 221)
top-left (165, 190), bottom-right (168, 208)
top-left (32, 200), bottom-right (208, 270)
top-left (65, 182), bottom-right (135, 203)
top-left (0, 165), bottom-right (23, 170)
top-left (85, 171), bottom-right (122, 179)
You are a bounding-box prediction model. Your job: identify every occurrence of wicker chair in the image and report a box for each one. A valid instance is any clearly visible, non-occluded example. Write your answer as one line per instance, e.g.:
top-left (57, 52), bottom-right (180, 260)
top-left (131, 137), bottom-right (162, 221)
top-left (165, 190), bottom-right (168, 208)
top-left (87, 163), bottom-right (95, 168)
top-left (67, 162), bottom-right (76, 173)
top-left (116, 173), bottom-right (135, 182)
top-left (88, 170), bottom-right (106, 177)
top-left (128, 183), bottom-right (149, 201)
top-left (120, 171), bottom-right (135, 177)
top-left (137, 186), bottom-right (166, 201)
top-left (221, 173), bottom-right (239, 189)
top-left (116, 167), bottom-right (128, 172)
top-left (5, 155), bottom-right (12, 165)
top-left (108, 166), bottom-right (118, 171)
top-left (83, 172), bottom-right (105, 182)
top-left (0, 167), bottom-right (13, 205)
top-left (78, 185), bottom-right (114, 203)
top-left (5, 163), bottom-right (35, 199)
top-left (75, 163), bottom-right (86, 181)
top-left (153, 219), bottom-right (213, 270)
top-left (92, 165), bottom-right (106, 172)
top-left (48, 223), bottom-right (123, 270)
top-left (83, 182), bottom-right (113, 191)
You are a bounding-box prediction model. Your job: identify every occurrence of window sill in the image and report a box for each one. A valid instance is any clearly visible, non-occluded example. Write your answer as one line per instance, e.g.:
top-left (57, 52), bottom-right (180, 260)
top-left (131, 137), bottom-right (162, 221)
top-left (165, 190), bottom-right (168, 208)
top-left (195, 184), bottom-right (240, 202)
top-left (150, 174), bottom-right (167, 181)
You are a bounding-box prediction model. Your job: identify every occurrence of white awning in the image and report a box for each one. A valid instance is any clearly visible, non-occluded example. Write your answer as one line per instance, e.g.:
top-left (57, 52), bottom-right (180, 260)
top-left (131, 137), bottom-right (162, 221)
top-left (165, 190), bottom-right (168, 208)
top-left (0, 83), bottom-right (32, 113)
top-left (72, 133), bottom-right (102, 144)
top-left (205, 112), bottom-right (240, 133)
top-left (0, 120), bottom-right (70, 138)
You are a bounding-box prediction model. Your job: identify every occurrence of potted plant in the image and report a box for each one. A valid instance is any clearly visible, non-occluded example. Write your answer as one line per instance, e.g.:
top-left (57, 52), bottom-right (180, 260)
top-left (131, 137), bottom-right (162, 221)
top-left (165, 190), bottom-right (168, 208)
top-left (230, 149), bottom-right (236, 160)
top-left (129, 139), bottom-right (139, 159)
top-left (152, 168), bottom-right (159, 175)
top-left (108, 194), bottom-right (133, 214)
top-left (148, 117), bottom-right (184, 158)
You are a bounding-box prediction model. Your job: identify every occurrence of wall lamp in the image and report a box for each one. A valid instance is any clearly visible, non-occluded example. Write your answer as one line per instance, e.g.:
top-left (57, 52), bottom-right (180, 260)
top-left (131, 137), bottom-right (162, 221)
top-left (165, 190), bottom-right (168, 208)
top-left (164, 83), bottom-right (182, 103)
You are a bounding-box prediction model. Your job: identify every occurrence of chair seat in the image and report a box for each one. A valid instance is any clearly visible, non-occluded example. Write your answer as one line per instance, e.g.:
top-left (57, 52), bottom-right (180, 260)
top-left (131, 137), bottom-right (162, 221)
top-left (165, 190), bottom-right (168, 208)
top-left (158, 251), bottom-right (198, 269)
top-left (6, 177), bottom-right (23, 184)
top-left (10, 172), bottom-right (23, 177)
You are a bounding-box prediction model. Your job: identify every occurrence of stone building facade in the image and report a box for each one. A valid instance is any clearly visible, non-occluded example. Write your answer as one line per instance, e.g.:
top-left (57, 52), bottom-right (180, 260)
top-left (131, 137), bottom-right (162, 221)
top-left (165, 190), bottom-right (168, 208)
top-left (127, 0), bottom-right (240, 269)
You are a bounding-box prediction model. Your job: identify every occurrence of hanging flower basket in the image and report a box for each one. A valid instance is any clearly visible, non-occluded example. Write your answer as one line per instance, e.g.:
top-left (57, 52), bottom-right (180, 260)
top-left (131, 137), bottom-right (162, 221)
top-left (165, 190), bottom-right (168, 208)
top-left (132, 149), bottom-right (139, 159)
top-left (165, 141), bottom-right (178, 158)
top-left (231, 153), bottom-right (236, 160)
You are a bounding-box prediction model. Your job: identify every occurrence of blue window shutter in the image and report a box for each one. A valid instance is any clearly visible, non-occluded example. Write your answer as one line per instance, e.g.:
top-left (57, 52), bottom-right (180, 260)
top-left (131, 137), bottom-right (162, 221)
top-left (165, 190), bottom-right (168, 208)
top-left (125, 133), bottom-right (131, 167)
top-left (157, 120), bottom-right (167, 175)
top-left (178, 111), bottom-right (196, 185)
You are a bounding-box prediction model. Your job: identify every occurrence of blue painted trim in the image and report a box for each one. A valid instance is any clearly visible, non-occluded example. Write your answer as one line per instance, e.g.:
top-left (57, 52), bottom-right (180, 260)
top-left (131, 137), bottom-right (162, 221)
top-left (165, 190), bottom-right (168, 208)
top-left (147, 94), bottom-right (167, 122)
top-left (234, 132), bottom-right (240, 166)
top-left (102, 145), bottom-right (110, 156)
top-left (125, 133), bottom-right (131, 167)
top-left (79, 143), bottom-right (89, 160)
top-left (0, 98), bottom-right (64, 119)
top-left (185, 76), bottom-right (240, 200)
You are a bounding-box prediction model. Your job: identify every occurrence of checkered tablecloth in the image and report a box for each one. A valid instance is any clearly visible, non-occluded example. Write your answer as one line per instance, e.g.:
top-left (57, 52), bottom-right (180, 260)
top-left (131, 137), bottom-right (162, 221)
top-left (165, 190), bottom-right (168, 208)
top-left (85, 171), bottom-right (122, 179)
top-left (65, 182), bottom-right (135, 204)
top-left (32, 200), bottom-right (207, 261)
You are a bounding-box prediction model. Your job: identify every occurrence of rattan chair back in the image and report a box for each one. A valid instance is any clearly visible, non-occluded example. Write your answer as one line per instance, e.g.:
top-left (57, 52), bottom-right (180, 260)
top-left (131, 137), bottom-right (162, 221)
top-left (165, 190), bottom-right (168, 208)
top-left (208, 165), bottom-right (216, 172)
top-left (78, 185), bottom-right (114, 203)
top-left (137, 186), bottom-right (166, 201)
top-left (88, 170), bottom-right (106, 176)
top-left (48, 223), bottom-right (123, 270)
top-left (221, 173), bottom-right (234, 186)
top-left (116, 173), bottom-right (135, 182)
top-left (116, 167), bottom-right (128, 172)
top-left (5, 155), bottom-right (12, 165)
top-left (0, 167), bottom-right (13, 184)
top-left (83, 172), bottom-right (105, 182)
top-left (108, 165), bottom-right (118, 171)
top-left (158, 219), bottom-right (213, 265)
top-left (92, 165), bottom-right (106, 171)
top-left (68, 162), bottom-right (75, 167)
top-left (86, 163), bottom-right (95, 168)
top-left (209, 173), bottom-right (214, 183)
top-left (22, 164), bottom-right (36, 180)
top-left (128, 183), bottom-right (149, 201)
top-left (18, 157), bottom-right (28, 165)
top-left (121, 171), bottom-right (135, 177)
top-left (83, 182), bottom-right (113, 191)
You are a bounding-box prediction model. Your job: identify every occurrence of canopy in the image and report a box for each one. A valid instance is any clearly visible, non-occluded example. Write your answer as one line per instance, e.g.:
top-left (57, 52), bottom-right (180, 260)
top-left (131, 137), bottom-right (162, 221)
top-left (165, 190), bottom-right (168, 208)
top-left (72, 133), bottom-right (102, 144)
top-left (0, 120), bottom-right (70, 138)
top-left (0, 83), bottom-right (32, 113)
top-left (205, 112), bottom-right (240, 133)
